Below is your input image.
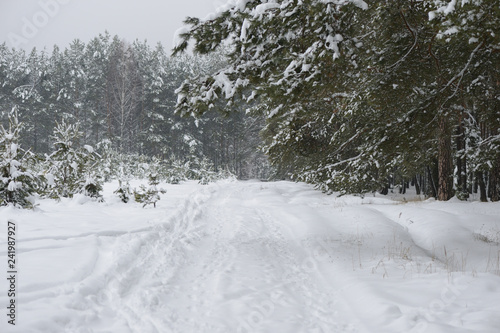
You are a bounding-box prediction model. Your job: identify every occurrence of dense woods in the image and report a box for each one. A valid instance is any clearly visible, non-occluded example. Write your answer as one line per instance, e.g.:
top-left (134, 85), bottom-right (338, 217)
top-left (0, 32), bottom-right (269, 181)
top-left (1, 0), bottom-right (500, 206)
top-left (174, 0), bottom-right (500, 201)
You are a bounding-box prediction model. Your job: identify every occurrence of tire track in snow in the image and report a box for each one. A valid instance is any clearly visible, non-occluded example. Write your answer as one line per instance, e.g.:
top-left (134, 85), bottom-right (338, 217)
top-left (65, 182), bottom-right (364, 332)
top-left (66, 186), bottom-right (216, 332)
top-left (194, 182), bottom-right (361, 332)
top-left (250, 208), bottom-right (355, 333)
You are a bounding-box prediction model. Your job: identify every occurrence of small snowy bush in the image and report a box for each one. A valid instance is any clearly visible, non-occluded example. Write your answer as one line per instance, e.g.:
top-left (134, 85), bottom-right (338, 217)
top-left (114, 178), bottom-right (132, 203)
top-left (83, 176), bottom-right (103, 201)
top-left (164, 159), bottom-right (190, 184)
top-left (133, 173), bottom-right (166, 208)
top-left (194, 158), bottom-right (217, 185)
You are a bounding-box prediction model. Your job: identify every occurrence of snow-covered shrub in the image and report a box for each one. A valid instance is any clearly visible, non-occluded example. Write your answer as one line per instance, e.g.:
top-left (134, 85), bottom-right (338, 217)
top-left (112, 164), bottom-right (132, 203)
top-left (162, 156), bottom-right (237, 185)
top-left (194, 158), bottom-right (217, 185)
top-left (83, 175), bottom-right (103, 201)
top-left (164, 159), bottom-right (190, 184)
top-left (23, 152), bottom-right (48, 197)
top-left (95, 139), bottom-right (114, 182)
top-left (133, 173), bottom-right (166, 208)
top-left (0, 107), bottom-right (36, 208)
top-left (114, 179), bottom-right (132, 203)
top-left (215, 168), bottom-right (238, 182)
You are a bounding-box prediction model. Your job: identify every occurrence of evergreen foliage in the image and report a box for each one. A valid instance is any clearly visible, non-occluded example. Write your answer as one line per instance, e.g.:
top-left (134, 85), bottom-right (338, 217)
top-left (164, 159), bottom-right (189, 184)
top-left (0, 35), bottom-right (270, 180)
top-left (133, 171), bottom-right (166, 208)
top-left (0, 107), bottom-right (35, 208)
top-left (173, 0), bottom-right (500, 201)
top-left (2, 2), bottom-right (498, 201)
top-left (45, 120), bottom-right (103, 199)
top-left (114, 178), bottom-right (131, 203)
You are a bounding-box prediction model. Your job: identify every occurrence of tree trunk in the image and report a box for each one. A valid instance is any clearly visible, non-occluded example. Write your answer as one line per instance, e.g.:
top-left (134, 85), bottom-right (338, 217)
top-left (490, 159), bottom-right (500, 202)
top-left (379, 183), bottom-right (389, 195)
top-left (427, 165), bottom-right (438, 198)
top-left (414, 175), bottom-right (421, 195)
top-left (477, 171), bottom-right (488, 202)
top-left (476, 171), bottom-right (488, 202)
top-left (437, 116), bottom-right (454, 201)
top-left (455, 122), bottom-right (469, 199)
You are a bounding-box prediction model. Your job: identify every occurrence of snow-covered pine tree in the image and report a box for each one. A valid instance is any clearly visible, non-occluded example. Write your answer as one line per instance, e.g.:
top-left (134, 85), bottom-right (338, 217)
top-left (0, 107), bottom-right (35, 208)
top-left (173, 0), bottom-right (500, 200)
top-left (194, 157), bottom-right (217, 185)
top-left (83, 33), bottom-right (114, 146)
top-left (95, 139), bottom-right (115, 182)
top-left (45, 119), bottom-right (103, 200)
top-left (173, 0), bottom-right (373, 194)
top-left (134, 165), bottom-right (166, 208)
top-left (113, 152), bottom-right (133, 203)
top-left (114, 178), bottom-right (131, 203)
top-left (422, 0), bottom-right (500, 201)
top-left (164, 157), bottom-right (188, 184)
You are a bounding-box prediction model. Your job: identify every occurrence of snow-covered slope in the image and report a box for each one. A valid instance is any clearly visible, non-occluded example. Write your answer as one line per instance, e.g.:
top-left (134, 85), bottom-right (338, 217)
top-left (1, 180), bottom-right (499, 332)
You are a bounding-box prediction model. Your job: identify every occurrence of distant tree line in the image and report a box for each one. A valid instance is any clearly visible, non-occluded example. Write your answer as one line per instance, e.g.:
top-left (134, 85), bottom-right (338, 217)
top-left (0, 32), bottom-right (270, 180)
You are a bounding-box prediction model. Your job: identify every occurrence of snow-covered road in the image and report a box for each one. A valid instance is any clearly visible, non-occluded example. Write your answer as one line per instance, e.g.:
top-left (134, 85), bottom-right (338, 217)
top-left (1, 180), bottom-right (500, 332)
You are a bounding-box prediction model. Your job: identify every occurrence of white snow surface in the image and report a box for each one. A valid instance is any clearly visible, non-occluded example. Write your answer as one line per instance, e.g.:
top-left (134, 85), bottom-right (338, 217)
top-left (1, 180), bottom-right (500, 333)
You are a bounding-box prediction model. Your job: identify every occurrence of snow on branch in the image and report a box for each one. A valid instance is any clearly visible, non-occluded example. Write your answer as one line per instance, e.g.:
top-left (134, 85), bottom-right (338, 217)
top-left (428, 0), bottom-right (483, 20)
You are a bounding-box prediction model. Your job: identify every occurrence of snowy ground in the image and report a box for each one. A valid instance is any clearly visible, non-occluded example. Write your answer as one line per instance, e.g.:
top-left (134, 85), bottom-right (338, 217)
top-left (1, 180), bottom-right (500, 333)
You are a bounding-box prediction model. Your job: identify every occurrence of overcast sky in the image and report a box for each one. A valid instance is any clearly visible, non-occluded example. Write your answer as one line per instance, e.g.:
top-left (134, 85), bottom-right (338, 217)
top-left (0, 0), bottom-right (224, 51)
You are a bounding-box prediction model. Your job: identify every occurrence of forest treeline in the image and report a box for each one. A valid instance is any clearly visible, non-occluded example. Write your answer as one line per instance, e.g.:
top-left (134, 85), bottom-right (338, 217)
top-left (2, 0), bottom-right (500, 203)
top-left (0, 32), bottom-right (269, 180)
top-left (174, 0), bottom-right (500, 201)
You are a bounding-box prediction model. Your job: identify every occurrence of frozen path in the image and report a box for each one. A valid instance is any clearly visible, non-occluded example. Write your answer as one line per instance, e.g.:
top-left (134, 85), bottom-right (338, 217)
top-left (81, 182), bottom-right (364, 332)
top-left (1, 180), bottom-right (500, 332)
